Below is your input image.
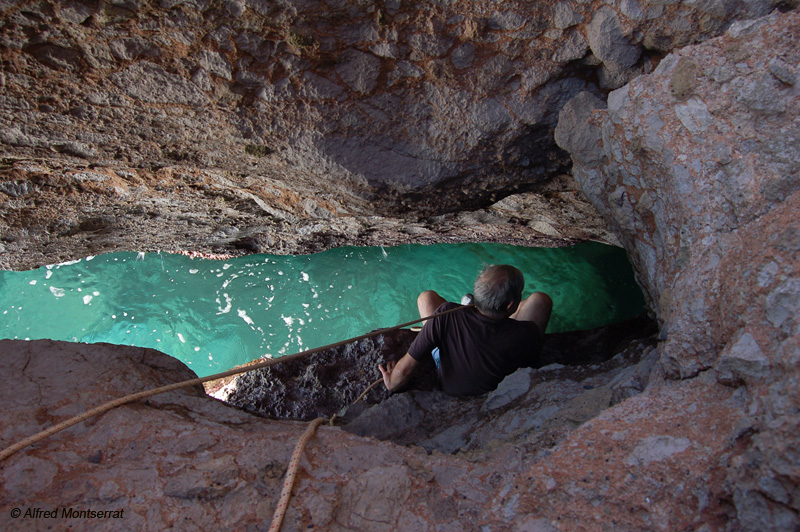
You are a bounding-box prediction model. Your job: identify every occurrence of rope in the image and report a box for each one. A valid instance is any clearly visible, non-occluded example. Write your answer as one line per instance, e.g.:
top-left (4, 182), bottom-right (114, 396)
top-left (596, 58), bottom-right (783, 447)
top-left (329, 377), bottom-right (383, 426)
top-left (269, 376), bottom-right (383, 532)
top-left (346, 377), bottom-right (384, 415)
top-left (268, 417), bottom-right (325, 532)
top-left (0, 304), bottom-right (472, 462)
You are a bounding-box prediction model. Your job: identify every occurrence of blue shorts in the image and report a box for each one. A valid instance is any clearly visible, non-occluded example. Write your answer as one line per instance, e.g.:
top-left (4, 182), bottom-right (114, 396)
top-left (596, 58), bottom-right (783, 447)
top-left (431, 347), bottom-right (440, 368)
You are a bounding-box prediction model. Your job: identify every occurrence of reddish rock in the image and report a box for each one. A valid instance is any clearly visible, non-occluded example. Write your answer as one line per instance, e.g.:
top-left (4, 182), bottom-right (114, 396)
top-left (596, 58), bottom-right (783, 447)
top-left (1, 2), bottom-right (799, 531)
top-left (557, 10), bottom-right (800, 530)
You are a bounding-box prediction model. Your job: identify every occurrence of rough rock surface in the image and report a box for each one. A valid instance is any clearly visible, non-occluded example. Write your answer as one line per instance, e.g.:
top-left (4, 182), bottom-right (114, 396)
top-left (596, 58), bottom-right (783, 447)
top-left (556, 10), bottom-right (800, 530)
top-left (0, 158), bottom-right (609, 271)
top-left (0, 0), bottom-right (790, 269)
top-left (339, 316), bottom-right (660, 457)
top-left (2, 1), bottom-right (800, 531)
top-left (0, 339), bottom-right (516, 531)
top-left (0, 321), bottom-right (747, 531)
top-left (210, 313), bottom-right (658, 451)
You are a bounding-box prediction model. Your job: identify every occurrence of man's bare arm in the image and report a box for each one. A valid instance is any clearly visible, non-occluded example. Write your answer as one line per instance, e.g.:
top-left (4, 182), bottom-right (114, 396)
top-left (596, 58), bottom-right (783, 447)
top-left (378, 353), bottom-right (419, 392)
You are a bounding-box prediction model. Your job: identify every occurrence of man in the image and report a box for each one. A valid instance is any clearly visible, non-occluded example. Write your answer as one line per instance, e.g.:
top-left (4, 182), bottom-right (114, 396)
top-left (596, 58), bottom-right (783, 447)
top-left (379, 264), bottom-right (552, 396)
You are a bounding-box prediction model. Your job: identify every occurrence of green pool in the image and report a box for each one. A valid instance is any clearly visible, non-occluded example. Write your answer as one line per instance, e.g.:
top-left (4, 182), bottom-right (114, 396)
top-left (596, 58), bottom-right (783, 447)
top-left (0, 242), bottom-right (645, 377)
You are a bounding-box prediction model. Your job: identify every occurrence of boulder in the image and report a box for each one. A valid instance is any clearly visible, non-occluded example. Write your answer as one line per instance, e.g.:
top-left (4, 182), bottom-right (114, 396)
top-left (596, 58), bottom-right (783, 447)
top-left (557, 10), bottom-right (800, 529)
top-left (554, 91), bottom-right (607, 166)
top-left (585, 7), bottom-right (641, 69)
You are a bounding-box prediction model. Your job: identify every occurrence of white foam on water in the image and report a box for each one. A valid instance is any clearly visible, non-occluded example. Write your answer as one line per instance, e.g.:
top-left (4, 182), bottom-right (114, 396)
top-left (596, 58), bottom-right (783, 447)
top-left (237, 309), bottom-right (254, 326)
top-left (49, 287), bottom-right (65, 298)
top-left (216, 293), bottom-right (232, 314)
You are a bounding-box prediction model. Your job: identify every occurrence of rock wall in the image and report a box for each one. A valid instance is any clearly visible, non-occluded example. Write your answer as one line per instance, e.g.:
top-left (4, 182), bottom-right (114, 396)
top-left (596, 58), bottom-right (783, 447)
top-left (0, 0), bottom-right (790, 269)
top-left (555, 10), bottom-right (800, 529)
top-left (4, 0), bottom-right (770, 197)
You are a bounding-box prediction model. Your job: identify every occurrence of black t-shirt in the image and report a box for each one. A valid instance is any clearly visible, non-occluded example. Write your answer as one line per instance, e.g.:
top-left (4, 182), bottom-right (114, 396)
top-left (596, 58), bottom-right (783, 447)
top-left (407, 302), bottom-right (543, 396)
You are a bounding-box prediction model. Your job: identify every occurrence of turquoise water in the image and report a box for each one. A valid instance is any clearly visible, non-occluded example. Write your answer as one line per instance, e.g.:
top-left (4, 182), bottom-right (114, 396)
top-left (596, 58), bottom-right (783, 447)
top-left (0, 242), bottom-right (644, 377)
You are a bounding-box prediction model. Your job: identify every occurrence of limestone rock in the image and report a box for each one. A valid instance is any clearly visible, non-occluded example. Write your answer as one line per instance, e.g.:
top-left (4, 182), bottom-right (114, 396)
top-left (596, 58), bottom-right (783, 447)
top-left (0, 340), bottom-right (493, 531)
top-left (0, 328), bottom-right (756, 531)
top-left (251, 315), bottom-right (659, 456)
top-left (110, 62), bottom-right (210, 106)
top-left (623, 435), bottom-right (692, 466)
top-left (716, 331), bottom-right (771, 386)
top-left (554, 91), bottom-right (607, 166)
top-left (1, 1), bottom-right (800, 529)
top-left (483, 367), bottom-right (533, 411)
top-left (0, 0), bottom-right (779, 231)
top-left (109, 37), bottom-right (162, 61)
top-left (335, 49), bottom-right (380, 94)
top-left (558, 10), bottom-right (800, 529)
top-left (553, 2), bottom-right (584, 29)
top-left (586, 7), bottom-right (641, 69)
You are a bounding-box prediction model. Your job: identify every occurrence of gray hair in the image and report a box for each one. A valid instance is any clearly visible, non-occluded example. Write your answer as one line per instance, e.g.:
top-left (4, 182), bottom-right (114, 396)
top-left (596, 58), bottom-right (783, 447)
top-left (473, 264), bottom-right (524, 318)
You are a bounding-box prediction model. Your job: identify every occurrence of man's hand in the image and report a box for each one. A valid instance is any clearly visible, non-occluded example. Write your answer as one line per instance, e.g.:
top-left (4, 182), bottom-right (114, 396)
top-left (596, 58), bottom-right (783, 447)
top-left (378, 354), bottom-right (419, 392)
top-left (378, 360), bottom-right (396, 390)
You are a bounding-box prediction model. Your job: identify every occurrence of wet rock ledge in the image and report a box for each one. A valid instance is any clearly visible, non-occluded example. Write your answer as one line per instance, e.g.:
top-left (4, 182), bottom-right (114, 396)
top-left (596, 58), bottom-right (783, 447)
top-left (208, 313), bottom-right (659, 457)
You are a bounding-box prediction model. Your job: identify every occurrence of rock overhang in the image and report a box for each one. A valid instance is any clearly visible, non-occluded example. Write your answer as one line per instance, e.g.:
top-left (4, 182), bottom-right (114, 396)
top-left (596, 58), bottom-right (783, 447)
top-left (2, 0), bottom-right (783, 271)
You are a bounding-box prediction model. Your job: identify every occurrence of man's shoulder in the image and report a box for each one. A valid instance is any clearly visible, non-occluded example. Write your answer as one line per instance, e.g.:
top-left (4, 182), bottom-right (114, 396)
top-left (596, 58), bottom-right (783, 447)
top-left (436, 302), bottom-right (476, 324)
top-left (437, 302), bottom-right (462, 312)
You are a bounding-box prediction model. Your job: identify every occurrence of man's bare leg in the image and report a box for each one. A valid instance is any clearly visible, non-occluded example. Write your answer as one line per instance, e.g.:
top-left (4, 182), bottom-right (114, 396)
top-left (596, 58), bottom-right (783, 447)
top-left (417, 290), bottom-right (448, 323)
top-left (511, 292), bottom-right (553, 334)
